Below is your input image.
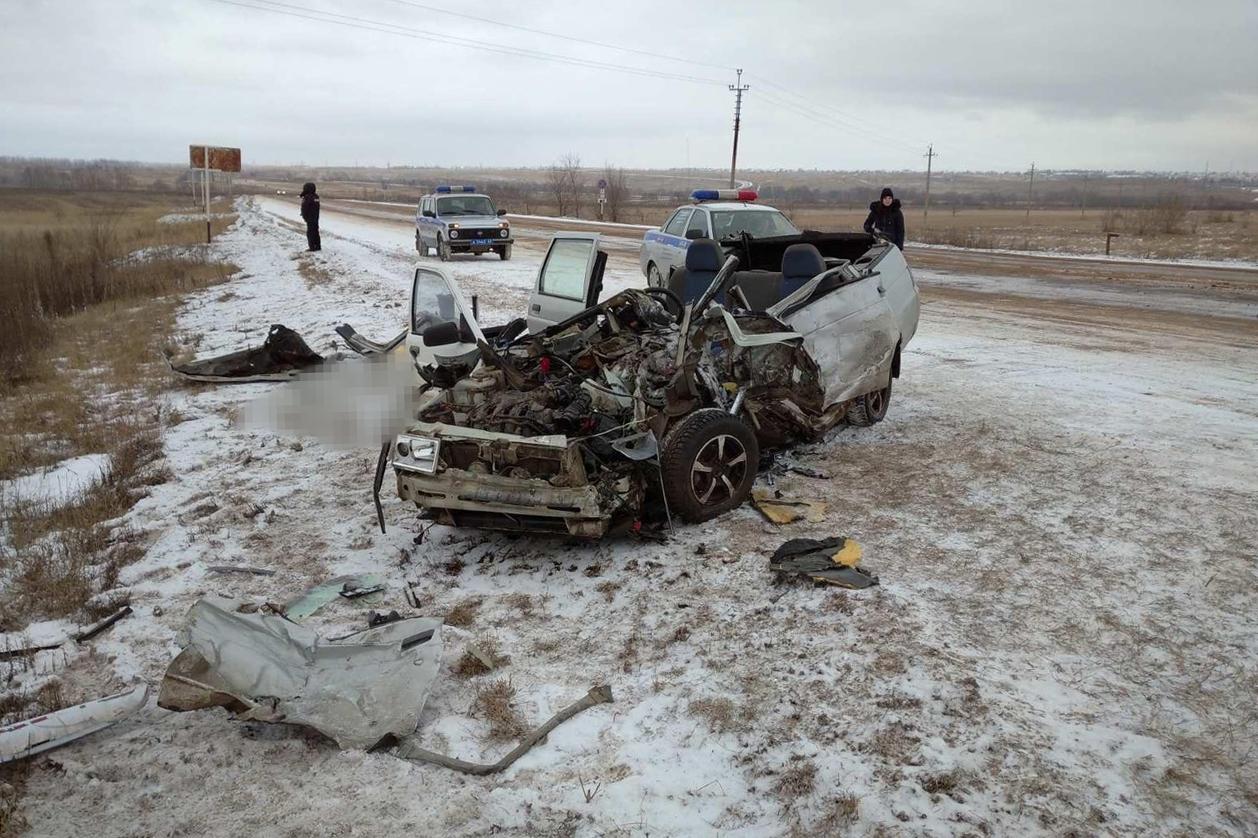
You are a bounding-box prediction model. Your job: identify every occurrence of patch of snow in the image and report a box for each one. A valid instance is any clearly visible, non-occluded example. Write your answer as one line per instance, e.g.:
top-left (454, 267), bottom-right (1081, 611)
top-left (0, 453), bottom-right (109, 508)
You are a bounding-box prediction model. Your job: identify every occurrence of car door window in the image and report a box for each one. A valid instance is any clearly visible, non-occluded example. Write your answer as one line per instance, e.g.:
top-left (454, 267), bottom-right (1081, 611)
top-left (663, 209), bottom-right (692, 237)
top-left (685, 210), bottom-right (709, 237)
top-left (538, 238), bottom-right (595, 301)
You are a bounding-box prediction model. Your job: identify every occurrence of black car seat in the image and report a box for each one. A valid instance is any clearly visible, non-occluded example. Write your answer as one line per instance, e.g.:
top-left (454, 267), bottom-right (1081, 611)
top-left (668, 238), bottom-right (725, 305)
top-left (730, 270), bottom-right (783, 311)
top-left (780, 244), bottom-right (826, 299)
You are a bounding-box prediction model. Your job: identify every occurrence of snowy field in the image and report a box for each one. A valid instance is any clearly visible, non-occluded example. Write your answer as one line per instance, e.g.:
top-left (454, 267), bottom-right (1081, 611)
top-left (8, 196), bottom-right (1257, 836)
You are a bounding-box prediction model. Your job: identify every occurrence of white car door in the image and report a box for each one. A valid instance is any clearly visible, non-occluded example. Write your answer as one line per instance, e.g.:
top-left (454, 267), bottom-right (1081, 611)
top-left (407, 266), bottom-right (485, 373)
top-left (772, 268), bottom-right (898, 406)
top-left (527, 233), bottom-right (605, 334)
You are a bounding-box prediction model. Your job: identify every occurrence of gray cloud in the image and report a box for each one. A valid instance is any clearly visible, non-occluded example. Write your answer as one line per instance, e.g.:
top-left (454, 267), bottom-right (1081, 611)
top-left (0, 0), bottom-right (1255, 171)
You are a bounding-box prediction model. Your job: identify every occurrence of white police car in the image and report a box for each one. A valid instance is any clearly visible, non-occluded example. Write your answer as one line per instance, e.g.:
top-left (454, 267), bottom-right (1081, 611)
top-left (416, 186), bottom-right (513, 261)
top-left (639, 189), bottom-right (800, 286)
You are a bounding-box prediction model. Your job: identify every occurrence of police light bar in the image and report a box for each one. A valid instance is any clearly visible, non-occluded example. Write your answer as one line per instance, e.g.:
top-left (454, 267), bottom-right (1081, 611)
top-left (691, 189), bottom-right (758, 202)
top-left (435, 185), bottom-right (477, 194)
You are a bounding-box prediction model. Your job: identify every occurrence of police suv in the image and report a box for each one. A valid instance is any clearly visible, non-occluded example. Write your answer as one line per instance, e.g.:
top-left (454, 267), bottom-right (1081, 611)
top-left (416, 186), bottom-right (513, 261)
top-left (639, 189), bottom-right (800, 286)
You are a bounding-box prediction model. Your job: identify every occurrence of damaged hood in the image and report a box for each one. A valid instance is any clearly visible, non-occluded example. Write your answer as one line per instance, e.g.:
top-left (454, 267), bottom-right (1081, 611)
top-left (159, 596), bottom-right (443, 749)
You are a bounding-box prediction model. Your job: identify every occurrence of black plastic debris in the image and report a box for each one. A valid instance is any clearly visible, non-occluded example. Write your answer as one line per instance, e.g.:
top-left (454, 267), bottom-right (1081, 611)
top-left (169, 324), bottom-right (323, 383)
top-left (769, 536), bottom-right (879, 589)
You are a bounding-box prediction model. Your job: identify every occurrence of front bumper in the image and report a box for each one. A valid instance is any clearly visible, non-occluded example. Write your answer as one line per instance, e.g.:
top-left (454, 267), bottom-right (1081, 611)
top-left (396, 467), bottom-right (609, 537)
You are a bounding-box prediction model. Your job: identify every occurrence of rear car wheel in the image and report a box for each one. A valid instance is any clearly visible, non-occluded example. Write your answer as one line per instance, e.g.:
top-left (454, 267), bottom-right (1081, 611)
top-left (647, 262), bottom-right (663, 288)
top-left (497, 243), bottom-right (512, 261)
top-left (437, 235), bottom-right (450, 261)
top-left (847, 379), bottom-right (891, 426)
top-left (661, 409), bottom-right (759, 522)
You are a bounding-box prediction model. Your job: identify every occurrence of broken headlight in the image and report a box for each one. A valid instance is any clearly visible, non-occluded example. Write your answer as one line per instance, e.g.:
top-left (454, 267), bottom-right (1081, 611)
top-left (394, 434), bottom-right (440, 474)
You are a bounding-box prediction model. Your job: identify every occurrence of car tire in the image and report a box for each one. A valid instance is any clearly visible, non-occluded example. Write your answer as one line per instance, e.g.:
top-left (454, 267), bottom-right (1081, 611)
top-left (437, 235), bottom-right (450, 261)
top-left (647, 262), bottom-right (663, 288)
top-left (498, 244), bottom-right (512, 261)
top-left (847, 379), bottom-right (892, 427)
top-left (661, 409), bottom-right (759, 523)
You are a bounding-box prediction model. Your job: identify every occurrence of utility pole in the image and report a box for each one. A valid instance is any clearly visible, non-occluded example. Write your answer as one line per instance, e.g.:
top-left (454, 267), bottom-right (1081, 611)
top-left (923, 144), bottom-right (937, 229)
top-left (1025, 161), bottom-right (1036, 222)
top-left (728, 68), bottom-right (749, 188)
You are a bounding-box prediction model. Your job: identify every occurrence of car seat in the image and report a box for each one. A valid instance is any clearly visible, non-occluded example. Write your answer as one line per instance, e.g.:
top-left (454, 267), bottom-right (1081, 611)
top-left (780, 244), bottom-right (826, 299)
top-left (668, 238), bottom-right (725, 305)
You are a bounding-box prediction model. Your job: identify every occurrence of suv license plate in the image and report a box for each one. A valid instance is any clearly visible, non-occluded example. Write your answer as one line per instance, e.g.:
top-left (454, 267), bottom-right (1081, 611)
top-left (470, 238), bottom-right (494, 245)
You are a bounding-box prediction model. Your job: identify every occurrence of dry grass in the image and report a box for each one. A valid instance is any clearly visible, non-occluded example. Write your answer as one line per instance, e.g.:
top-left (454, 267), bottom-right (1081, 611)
top-left (689, 696), bottom-right (752, 735)
top-left (295, 254), bottom-right (333, 287)
top-left (0, 190), bottom-right (236, 632)
top-left (444, 597), bottom-right (481, 627)
top-left (0, 190), bottom-right (235, 382)
top-left (773, 757), bottom-right (818, 807)
top-left (472, 678), bottom-right (528, 742)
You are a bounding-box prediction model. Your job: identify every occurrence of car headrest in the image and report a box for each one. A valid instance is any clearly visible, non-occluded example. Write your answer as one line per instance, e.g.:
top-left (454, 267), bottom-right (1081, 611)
top-left (685, 239), bottom-right (723, 272)
top-left (781, 243), bottom-right (826, 280)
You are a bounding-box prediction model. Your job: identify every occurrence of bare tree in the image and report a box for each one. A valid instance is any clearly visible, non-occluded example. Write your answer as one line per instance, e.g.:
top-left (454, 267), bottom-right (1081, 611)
top-left (557, 153), bottom-right (584, 219)
top-left (602, 164), bottom-right (630, 223)
top-left (545, 163), bottom-right (569, 217)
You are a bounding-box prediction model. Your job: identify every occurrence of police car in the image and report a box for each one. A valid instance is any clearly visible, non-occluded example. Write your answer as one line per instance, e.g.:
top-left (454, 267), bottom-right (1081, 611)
top-left (416, 186), bottom-right (513, 261)
top-left (639, 189), bottom-right (800, 286)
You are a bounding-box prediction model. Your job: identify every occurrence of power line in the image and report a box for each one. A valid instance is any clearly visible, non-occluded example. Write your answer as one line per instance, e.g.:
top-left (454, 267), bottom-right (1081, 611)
top-left (750, 74), bottom-right (927, 155)
top-left (755, 90), bottom-right (916, 155)
top-left (207, 0), bottom-right (727, 86)
top-left (376, 0), bottom-right (734, 72)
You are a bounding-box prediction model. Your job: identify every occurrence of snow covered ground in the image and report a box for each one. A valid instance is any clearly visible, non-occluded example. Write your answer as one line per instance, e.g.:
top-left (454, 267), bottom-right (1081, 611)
top-left (9, 196), bottom-right (1257, 837)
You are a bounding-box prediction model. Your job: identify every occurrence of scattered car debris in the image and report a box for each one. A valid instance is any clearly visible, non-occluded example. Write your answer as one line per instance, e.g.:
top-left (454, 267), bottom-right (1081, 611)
top-left (770, 537), bottom-right (879, 589)
top-left (168, 324), bottom-right (323, 383)
top-left (282, 573), bottom-right (385, 621)
top-left (0, 684), bottom-right (149, 764)
top-left (751, 489), bottom-right (828, 525)
top-left (335, 323), bottom-right (407, 356)
top-left (158, 596), bottom-right (442, 750)
top-left (366, 610), bottom-right (405, 628)
top-left (0, 605), bottom-right (133, 661)
top-left (394, 684), bottom-right (612, 775)
top-left (206, 564), bottom-right (276, 576)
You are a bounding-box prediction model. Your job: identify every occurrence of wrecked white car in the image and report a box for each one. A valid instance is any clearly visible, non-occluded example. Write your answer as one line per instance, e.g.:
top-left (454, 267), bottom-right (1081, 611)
top-left (388, 231), bottom-right (919, 537)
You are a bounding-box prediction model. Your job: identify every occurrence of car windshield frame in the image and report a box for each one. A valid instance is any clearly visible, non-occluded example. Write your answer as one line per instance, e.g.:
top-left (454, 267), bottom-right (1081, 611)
top-left (710, 209), bottom-right (800, 240)
top-left (436, 195), bottom-right (497, 217)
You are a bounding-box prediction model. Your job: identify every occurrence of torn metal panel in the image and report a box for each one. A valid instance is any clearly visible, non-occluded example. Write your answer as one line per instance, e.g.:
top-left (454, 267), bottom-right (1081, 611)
top-left (158, 596), bottom-right (442, 750)
top-left (0, 685), bottom-right (148, 764)
top-left (282, 574), bottom-right (385, 622)
top-left (169, 324), bottom-right (323, 383)
top-left (335, 324), bottom-right (407, 356)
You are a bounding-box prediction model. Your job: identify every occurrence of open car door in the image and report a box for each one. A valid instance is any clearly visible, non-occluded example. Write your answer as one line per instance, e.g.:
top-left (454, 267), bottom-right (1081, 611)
top-left (407, 266), bottom-right (486, 380)
top-left (526, 233), bottom-right (606, 334)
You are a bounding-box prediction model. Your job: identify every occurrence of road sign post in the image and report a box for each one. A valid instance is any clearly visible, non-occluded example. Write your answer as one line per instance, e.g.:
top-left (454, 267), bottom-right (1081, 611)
top-left (597, 178), bottom-right (608, 222)
top-left (189, 145), bottom-right (242, 244)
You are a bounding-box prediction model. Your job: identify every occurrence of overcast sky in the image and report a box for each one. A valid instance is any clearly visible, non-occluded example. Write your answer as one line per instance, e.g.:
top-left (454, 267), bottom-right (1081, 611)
top-left (2, 0), bottom-right (1256, 172)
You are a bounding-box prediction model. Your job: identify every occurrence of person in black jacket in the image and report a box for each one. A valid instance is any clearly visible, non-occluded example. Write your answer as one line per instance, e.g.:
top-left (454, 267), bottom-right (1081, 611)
top-left (863, 187), bottom-right (905, 250)
top-left (300, 182), bottom-right (321, 251)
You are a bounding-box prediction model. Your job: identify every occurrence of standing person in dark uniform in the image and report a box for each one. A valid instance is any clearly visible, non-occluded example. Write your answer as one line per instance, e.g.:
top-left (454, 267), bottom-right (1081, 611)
top-left (863, 187), bottom-right (905, 250)
top-left (300, 181), bottom-right (321, 251)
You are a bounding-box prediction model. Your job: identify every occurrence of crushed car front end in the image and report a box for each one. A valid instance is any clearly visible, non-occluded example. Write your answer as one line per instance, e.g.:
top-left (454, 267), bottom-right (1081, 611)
top-left (392, 420), bottom-right (640, 538)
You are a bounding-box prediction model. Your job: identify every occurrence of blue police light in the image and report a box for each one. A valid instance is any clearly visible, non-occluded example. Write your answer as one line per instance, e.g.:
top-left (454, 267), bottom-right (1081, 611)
top-left (434, 185), bottom-right (477, 194)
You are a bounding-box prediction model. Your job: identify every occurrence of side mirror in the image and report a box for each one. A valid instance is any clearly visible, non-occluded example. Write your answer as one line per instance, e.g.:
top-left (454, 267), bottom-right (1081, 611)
top-left (422, 209), bottom-right (435, 218)
top-left (496, 208), bottom-right (507, 217)
top-left (421, 321), bottom-right (461, 347)
top-left (685, 229), bottom-right (704, 240)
